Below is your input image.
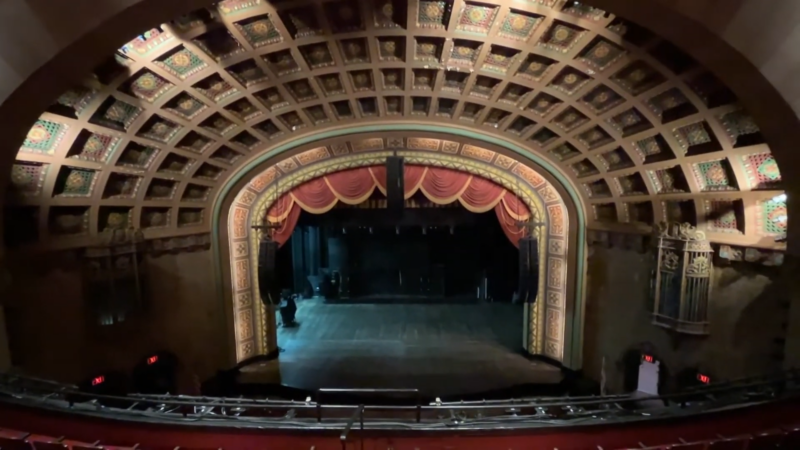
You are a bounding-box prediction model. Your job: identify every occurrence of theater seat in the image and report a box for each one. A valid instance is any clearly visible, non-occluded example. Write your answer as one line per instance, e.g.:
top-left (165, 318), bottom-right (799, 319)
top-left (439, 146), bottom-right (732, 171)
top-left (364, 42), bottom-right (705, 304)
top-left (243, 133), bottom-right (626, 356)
top-left (781, 425), bottom-right (800, 448)
top-left (706, 437), bottom-right (748, 450)
top-left (0, 437), bottom-right (34, 450)
top-left (67, 441), bottom-right (102, 450)
top-left (748, 430), bottom-right (785, 449)
top-left (669, 442), bottom-right (707, 449)
top-left (28, 438), bottom-right (72, 450)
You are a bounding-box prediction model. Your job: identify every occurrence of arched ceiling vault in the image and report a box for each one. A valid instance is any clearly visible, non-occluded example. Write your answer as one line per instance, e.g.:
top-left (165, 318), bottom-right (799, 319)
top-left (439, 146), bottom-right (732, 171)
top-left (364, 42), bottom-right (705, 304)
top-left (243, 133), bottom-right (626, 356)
top-left (1, 0), bottom-right (789, 252)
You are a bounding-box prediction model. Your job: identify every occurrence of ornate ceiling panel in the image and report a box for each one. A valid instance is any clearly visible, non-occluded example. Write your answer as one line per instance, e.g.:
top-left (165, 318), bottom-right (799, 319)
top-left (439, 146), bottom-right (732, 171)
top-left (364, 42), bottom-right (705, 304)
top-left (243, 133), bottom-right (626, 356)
top-left (5, 0), bottom-right (786, 251)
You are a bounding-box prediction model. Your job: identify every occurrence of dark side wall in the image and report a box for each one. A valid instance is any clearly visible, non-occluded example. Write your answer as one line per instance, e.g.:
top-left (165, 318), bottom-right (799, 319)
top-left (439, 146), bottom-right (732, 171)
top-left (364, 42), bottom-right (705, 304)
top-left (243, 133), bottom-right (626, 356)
top-left (4, 248), bottom-right (228, 385)
top-left (582, 238), bottom-right (787, 393)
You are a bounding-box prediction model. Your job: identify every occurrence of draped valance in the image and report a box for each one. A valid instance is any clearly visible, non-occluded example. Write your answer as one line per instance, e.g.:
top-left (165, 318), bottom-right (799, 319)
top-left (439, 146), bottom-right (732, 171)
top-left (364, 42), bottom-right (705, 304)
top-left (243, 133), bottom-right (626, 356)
top-left (265, 165), bottom-right (532, 247)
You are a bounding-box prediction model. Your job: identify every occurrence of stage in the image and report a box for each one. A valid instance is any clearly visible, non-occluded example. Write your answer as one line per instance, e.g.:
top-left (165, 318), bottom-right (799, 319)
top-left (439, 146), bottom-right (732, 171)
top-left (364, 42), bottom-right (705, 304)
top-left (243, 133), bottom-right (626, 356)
top-left (237, 299), bottom-right (563, 398)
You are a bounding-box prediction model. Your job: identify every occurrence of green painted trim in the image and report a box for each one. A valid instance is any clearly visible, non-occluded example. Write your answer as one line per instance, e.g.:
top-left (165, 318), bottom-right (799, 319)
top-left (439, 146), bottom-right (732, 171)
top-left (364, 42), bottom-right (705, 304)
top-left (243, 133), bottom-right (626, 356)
top-left (211, 124), bottom-right (588, 368)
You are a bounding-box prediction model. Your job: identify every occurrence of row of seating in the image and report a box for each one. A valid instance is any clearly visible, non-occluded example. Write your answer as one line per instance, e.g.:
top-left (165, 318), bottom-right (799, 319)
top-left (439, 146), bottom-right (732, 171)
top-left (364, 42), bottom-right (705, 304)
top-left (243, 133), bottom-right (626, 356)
top-left (622, 425), bottom-right (800, 449)
top-left (1, 424), bottom-right (799, 449)
top-left (0, 429), bottom-right (136, 450)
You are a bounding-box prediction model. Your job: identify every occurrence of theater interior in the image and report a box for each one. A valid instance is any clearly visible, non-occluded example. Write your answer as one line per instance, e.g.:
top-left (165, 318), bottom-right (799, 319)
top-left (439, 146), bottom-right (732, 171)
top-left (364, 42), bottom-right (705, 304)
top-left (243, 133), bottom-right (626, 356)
top-left (1, 0), bottom-right (800, 448)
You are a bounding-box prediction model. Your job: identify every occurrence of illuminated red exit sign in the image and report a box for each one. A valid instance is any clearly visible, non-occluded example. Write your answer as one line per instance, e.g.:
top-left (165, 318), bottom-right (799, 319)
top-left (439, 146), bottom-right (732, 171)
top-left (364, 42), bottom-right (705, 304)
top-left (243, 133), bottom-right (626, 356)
top-left (91, 376), bottom-right (105, 386)
top-left (642, 354), bottom-right (655, 363)
top-left (697, 374), bottom-right (711, 384)
top-left (147, 355), bottom-right (159, 365)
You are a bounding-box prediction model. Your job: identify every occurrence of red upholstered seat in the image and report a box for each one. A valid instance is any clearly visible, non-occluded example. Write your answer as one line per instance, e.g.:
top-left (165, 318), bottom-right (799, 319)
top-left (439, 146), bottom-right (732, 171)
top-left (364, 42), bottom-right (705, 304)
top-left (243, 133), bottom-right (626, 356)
top-left (66, 441), bottom-right (102, 450)
top-left (781, 425), bottom-right (800, 448)
top-left (669, 442), bottom-right (707, 449)
top-left (706, 437), bottom-right (748, 450)
top-left (748, 430), bottom-right (785, 449)
top-left (0, 437), bottom-right (34, 450)
top-left (30, 443), bottom-right (68, 450)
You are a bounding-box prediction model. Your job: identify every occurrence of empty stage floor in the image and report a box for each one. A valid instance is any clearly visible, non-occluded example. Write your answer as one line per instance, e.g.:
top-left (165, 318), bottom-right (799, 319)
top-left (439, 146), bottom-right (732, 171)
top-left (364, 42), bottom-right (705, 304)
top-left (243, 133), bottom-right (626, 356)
top-left (237, 300), bottom-right (562, 397)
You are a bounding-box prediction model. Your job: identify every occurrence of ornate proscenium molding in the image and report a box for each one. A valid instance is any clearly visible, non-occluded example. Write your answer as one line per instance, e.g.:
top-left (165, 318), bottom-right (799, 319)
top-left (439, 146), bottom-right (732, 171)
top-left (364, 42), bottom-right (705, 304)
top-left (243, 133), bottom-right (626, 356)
top-left (651, 222), bottom-right (713, 336)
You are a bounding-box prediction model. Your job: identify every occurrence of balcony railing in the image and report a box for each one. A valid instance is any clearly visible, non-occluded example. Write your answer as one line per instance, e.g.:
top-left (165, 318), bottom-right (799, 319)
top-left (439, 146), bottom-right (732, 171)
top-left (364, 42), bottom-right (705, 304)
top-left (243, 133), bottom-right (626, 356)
top-left (0, 371), bottom-right (798, 432)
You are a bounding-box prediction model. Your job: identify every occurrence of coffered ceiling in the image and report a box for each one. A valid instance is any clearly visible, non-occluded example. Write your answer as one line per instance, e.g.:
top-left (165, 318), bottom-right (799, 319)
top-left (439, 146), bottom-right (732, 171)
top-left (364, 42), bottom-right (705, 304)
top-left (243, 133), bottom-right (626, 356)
top-left (4, 0), bottom-right (787, 251)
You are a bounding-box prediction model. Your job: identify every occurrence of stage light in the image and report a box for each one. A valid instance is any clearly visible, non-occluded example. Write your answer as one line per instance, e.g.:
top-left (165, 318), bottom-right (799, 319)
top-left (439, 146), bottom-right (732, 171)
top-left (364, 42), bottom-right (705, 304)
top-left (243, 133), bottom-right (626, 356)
top-left (91, 376), bottom-right (105, 386)
top-left (697, 373), bottom-right (711, 384)
top-left (642, 354), bottom-right (654, 363)
top-left (147, 355), bottom-right (159, 365)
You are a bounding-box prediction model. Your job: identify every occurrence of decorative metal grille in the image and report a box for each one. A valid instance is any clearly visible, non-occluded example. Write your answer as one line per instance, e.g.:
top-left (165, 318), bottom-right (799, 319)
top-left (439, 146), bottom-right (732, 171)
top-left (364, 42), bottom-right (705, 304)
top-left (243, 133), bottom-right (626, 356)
top-left (651, 222), bottom-right (712, 335)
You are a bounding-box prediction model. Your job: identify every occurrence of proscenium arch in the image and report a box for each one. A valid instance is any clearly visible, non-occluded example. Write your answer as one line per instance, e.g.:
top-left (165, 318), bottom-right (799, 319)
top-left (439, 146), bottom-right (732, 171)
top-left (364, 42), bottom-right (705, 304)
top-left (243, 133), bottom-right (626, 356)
top-left (213, 129), bottom-right (584, 368)
top-left (0, 0), bottom-right (798, 255)
top-left (239, 152), bottom-right (553, 362)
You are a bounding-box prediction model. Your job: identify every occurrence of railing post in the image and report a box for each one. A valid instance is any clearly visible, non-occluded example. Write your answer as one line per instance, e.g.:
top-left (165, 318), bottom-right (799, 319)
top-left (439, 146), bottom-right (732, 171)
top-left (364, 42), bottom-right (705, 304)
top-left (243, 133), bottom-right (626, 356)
top-left (416, 392), bottom-right (421, 423)
top-left (340, 405), bottom-right (364, 450)
top-left (316, 389), bottom-right (322, 423)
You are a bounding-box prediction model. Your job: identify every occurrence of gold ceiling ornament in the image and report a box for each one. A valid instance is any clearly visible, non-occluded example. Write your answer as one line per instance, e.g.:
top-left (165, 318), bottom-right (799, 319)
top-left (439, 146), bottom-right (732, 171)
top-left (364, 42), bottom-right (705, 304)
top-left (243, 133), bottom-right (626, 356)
top-left (251, 21), bottom-right (270, 35)
top-left (171, 52), bottom-right (191, 67)
top-left (629, 69), bottom-right (646, 82)
top-left (554, 27), bottom-right (571, 42)
top-left (593, 45), bottom-right (610, 58)
top-left (511, 15), bottom-right (528, 30)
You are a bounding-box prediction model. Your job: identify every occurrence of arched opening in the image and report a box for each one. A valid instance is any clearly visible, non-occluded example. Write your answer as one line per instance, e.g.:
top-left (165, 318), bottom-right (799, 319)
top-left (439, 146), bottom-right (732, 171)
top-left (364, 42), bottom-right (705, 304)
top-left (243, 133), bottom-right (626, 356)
top-left (239, 164), bottom-right (546, 394)
top-left (217, 134), bottom-right (581, 385)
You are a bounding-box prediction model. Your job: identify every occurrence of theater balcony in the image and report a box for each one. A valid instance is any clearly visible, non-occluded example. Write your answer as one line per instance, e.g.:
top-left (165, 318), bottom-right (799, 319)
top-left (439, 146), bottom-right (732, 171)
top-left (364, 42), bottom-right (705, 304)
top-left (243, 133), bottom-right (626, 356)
top-left (0, 371), bottom-right (800, 449)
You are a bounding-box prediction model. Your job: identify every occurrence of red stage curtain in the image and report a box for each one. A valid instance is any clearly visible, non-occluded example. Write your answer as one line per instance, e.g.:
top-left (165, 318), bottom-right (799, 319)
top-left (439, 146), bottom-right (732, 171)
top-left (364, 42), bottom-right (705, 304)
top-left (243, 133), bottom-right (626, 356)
top-left (369, 166), bottom-right (386, 192)
top-left (266, 195), bottom-right (303, 247)
top-left (495, 193), bottom-right (529, 248)
top-left (419, 167), bottom-right (472, 204)
top-left (262, 165), bottom-right (534, 248)
top-left (291, 177), bottom-right (338, 213)
top-left (459, 175), bottom-right (505, 213)
top-left (270, 201), bottom-right (302, 246)
top-left (266, 194), bottom-right (293, 221)
top-left (325, 167), bottom-right (376, 204)
top-left (402, 165), bottom-right (427, 198)
top-left (369, 165), bottom-right (427, 198)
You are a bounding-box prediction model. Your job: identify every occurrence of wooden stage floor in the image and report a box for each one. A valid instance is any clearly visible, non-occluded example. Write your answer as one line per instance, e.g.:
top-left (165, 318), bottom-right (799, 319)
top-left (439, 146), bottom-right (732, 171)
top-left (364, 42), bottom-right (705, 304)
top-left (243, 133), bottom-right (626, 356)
top-left (237, 299), bottom-right (563, 397)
